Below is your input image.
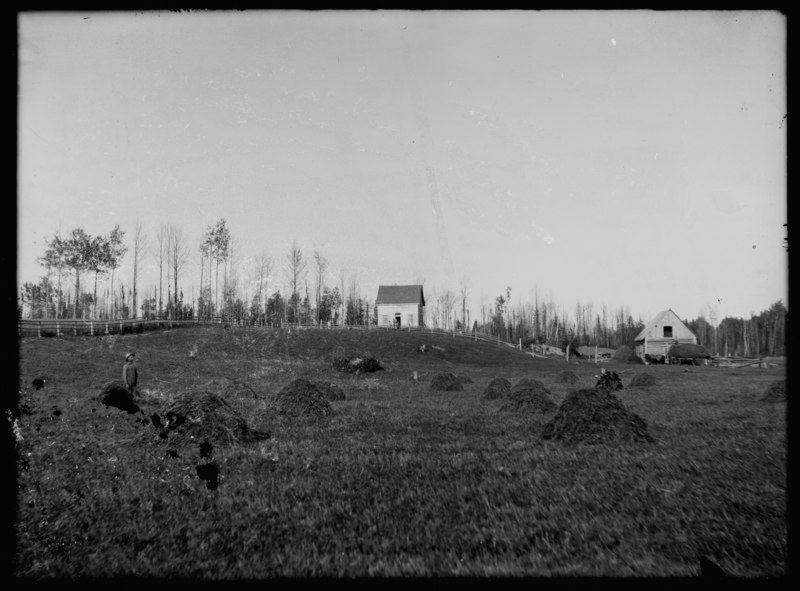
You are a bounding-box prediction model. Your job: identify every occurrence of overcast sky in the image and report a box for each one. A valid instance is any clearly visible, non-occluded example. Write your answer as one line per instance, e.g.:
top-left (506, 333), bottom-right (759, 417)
top-left (17, 10), bottom-right (787, 322)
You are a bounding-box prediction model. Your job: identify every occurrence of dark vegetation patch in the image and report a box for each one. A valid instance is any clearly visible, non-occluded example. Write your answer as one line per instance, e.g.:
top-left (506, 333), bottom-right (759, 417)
top-left (595, 369), bottom-right (623, 392)
top-left (612, 346), bottom-right (644, 364)
top-left (555, 370), bottom-right (580, 385)
top-left (274, 378), bottom-right (334, 419)
top-left (500, 379), bottom-right (556, 413)
top-left (762, 380), bottom-right (786, 402)
top-left (99, 380), bottom-right (140, 414)
top-left (195, 462), bottom-right (220, 490)
top-left (331, 347), bottom-right (383, 374)
top-left (629, 373), bottom-right (656, 387)
top-left (157, 391), bottom-right (270, 446)
top-left (483, 377), bottom-right (512, 399)
top-left (430, 372), bottom-right (464, 391)
top-left (541, 388), bottom-right (654, 445)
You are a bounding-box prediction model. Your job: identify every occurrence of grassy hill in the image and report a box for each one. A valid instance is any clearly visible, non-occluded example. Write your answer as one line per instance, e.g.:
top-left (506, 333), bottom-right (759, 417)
top-left (14, 325), bottom-right (787, 577)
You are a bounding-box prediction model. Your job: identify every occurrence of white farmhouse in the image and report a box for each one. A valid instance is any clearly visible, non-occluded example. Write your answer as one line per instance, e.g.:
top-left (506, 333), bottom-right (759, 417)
top-left (634, 309), bottom-right (697, 361)
top-left (375, 284), bottom-right (426, 329)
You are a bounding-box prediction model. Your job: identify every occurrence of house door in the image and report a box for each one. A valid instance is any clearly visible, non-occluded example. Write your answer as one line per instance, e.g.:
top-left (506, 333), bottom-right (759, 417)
top-left (395, 313), bottom-right (401, 328)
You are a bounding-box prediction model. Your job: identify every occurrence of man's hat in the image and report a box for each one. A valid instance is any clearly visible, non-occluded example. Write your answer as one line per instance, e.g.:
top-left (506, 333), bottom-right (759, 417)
top-left (125, 353), bottom-right (135, 361)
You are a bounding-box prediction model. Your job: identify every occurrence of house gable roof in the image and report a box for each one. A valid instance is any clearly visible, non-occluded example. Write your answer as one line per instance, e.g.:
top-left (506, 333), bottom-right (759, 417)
top-left (376, 284), bottom-right (425, 306)
top-left (634, 309), bottom-right (696, 341)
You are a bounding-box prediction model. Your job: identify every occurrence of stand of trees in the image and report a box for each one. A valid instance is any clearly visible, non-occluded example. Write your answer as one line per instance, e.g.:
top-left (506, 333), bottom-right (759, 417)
top-left (19, 221), bottom-right (787, 358)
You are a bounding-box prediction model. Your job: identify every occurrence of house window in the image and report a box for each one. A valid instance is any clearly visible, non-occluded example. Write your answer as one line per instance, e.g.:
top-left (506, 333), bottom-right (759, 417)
top-left (663, 326), bottom-right (673, 338)
top-left (407, 314), bottom-right (414, 327)
top-left (381, 315), bottom-right (388, 325)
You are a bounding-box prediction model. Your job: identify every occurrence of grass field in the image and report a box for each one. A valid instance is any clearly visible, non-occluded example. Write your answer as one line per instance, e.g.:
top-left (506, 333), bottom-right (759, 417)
top-left (13, 325), bottom-right (786, 578)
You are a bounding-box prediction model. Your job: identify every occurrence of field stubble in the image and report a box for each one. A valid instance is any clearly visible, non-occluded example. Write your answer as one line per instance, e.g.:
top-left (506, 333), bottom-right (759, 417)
top-left (14, 326), bottom-right (786, 578)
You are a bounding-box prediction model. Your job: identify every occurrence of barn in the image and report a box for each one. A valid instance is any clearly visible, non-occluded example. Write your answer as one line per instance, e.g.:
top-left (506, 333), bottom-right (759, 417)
top-left (634, 309), bottom-right (697, 361)
top-left (376, 284), bottom-right (425, 329)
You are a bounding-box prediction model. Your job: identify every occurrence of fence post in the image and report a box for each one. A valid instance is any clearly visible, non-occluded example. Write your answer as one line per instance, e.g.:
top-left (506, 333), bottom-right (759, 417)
top-left (38, 321), bottom-right (41, 339)
top-left (56, 322), bottom-right (60, 337)
top-left (90, 322), bottom-right (94, 336)
top-left (519, 338), bottom-right (522, 351)
top-left (74, 323), bottom-right (77, 336)
top-left (106, 323), bottom-right (109, 335)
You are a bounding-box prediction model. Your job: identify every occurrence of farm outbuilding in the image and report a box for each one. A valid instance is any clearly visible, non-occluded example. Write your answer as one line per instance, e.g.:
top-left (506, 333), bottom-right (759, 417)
top-left (634, 309), bottom-right (697, 361)
top-left (376, 284), bottom-right (425, 329)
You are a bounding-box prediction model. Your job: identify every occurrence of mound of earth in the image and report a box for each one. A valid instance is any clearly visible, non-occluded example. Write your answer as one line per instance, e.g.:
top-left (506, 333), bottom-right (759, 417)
top-left (613, 346), bottom-right (644, 364)
top-left (458, 374), bottom-right (474, 384)
top-left (762, 380), bottom-right (786, 402)
top-left (541, 388), bottom-right (654, 445)
top-left (314, 381), bottom-right (346, 401)
top-left (484, 377), bottom-right (512, 399)
top-left (629, 373), bottom-right (656, 387)
top-left (99, 380), bottom-right (140, 414)
top-left (555, 370), bottom-right (580, 385)
top-left (500, 379), bottom-right (556, 413)
top-left (430, 372), bottom-right (464, 391)
top-left (275, 379), bottom-right (334, 419)
top-left (159, 391), bottom-right (270, 445)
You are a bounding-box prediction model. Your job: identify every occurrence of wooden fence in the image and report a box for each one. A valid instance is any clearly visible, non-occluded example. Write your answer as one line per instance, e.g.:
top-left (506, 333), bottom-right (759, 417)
top-left (17, 317), bottom-right (531, 354)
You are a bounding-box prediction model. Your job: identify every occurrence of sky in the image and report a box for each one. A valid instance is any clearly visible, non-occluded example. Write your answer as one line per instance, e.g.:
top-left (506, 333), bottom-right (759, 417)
top-left (17, 9), bottom-right (787, 323)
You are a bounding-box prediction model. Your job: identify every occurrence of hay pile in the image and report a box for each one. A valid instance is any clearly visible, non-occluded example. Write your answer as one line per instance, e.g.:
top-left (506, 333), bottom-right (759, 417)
top-left (484, 377), bottom-right (512, 399)
top-left (275, 379), bottom-right (334, 419)
top-left (667, 343), bottom-right (712, 359)
top-left (762, 380), bottom-right (786, 402)
top-left (629, 373), bottom-right (656, 387)
top-left (159, 391), bottom-right (270, 446)
top-left (555, 370), bottom-right (580, 385)
top-left (541, 388), bottom-right (654, 445)
top-left (430, 372), bottom-right (464, 391)
top-left (499, 379), bottom-right (556, 413)
top-left (314, 381), bottom-right (347, 401)
top-left (99, 380), bottom-right (141, 414)
top-left (222, 380), bottom-right (259, 399)
top-left (613, 346), bottom-right (644, 364)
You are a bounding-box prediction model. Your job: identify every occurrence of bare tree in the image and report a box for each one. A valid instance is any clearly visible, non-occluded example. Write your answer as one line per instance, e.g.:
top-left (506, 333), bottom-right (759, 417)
top-left (167, 225), bottom-right (191, 319)
top-left (132, 221), bottom-right (147, 319)
top-left (253, 252), bottom-right (273, 326)
top-left (313, 249), bottom-right (328, 326)
top-left (284, 240), bottom-right (308, 323)
top-left (154, 225), bottom-right (168, 317)
top-left (458, 276), bottom-right (470, 330)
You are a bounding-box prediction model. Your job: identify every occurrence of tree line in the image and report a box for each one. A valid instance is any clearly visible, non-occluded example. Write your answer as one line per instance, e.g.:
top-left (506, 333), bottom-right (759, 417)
top-left (19, 220), bottom-right (786, 358)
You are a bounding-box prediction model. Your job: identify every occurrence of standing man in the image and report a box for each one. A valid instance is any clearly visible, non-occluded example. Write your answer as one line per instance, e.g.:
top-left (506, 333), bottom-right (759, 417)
top-left (123, 353), bottom-right (138, 397)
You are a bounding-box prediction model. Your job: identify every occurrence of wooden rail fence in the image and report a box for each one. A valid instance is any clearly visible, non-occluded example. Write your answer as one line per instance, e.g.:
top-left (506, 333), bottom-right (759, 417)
top-left (18, 317), bottom-right (534, 355)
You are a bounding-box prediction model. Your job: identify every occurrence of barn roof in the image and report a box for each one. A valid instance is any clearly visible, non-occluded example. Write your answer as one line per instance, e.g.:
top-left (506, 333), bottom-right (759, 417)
top-left (634, 309), bottom-right (695, 341)
top-left (376, 284), bottom-right (426, 306)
